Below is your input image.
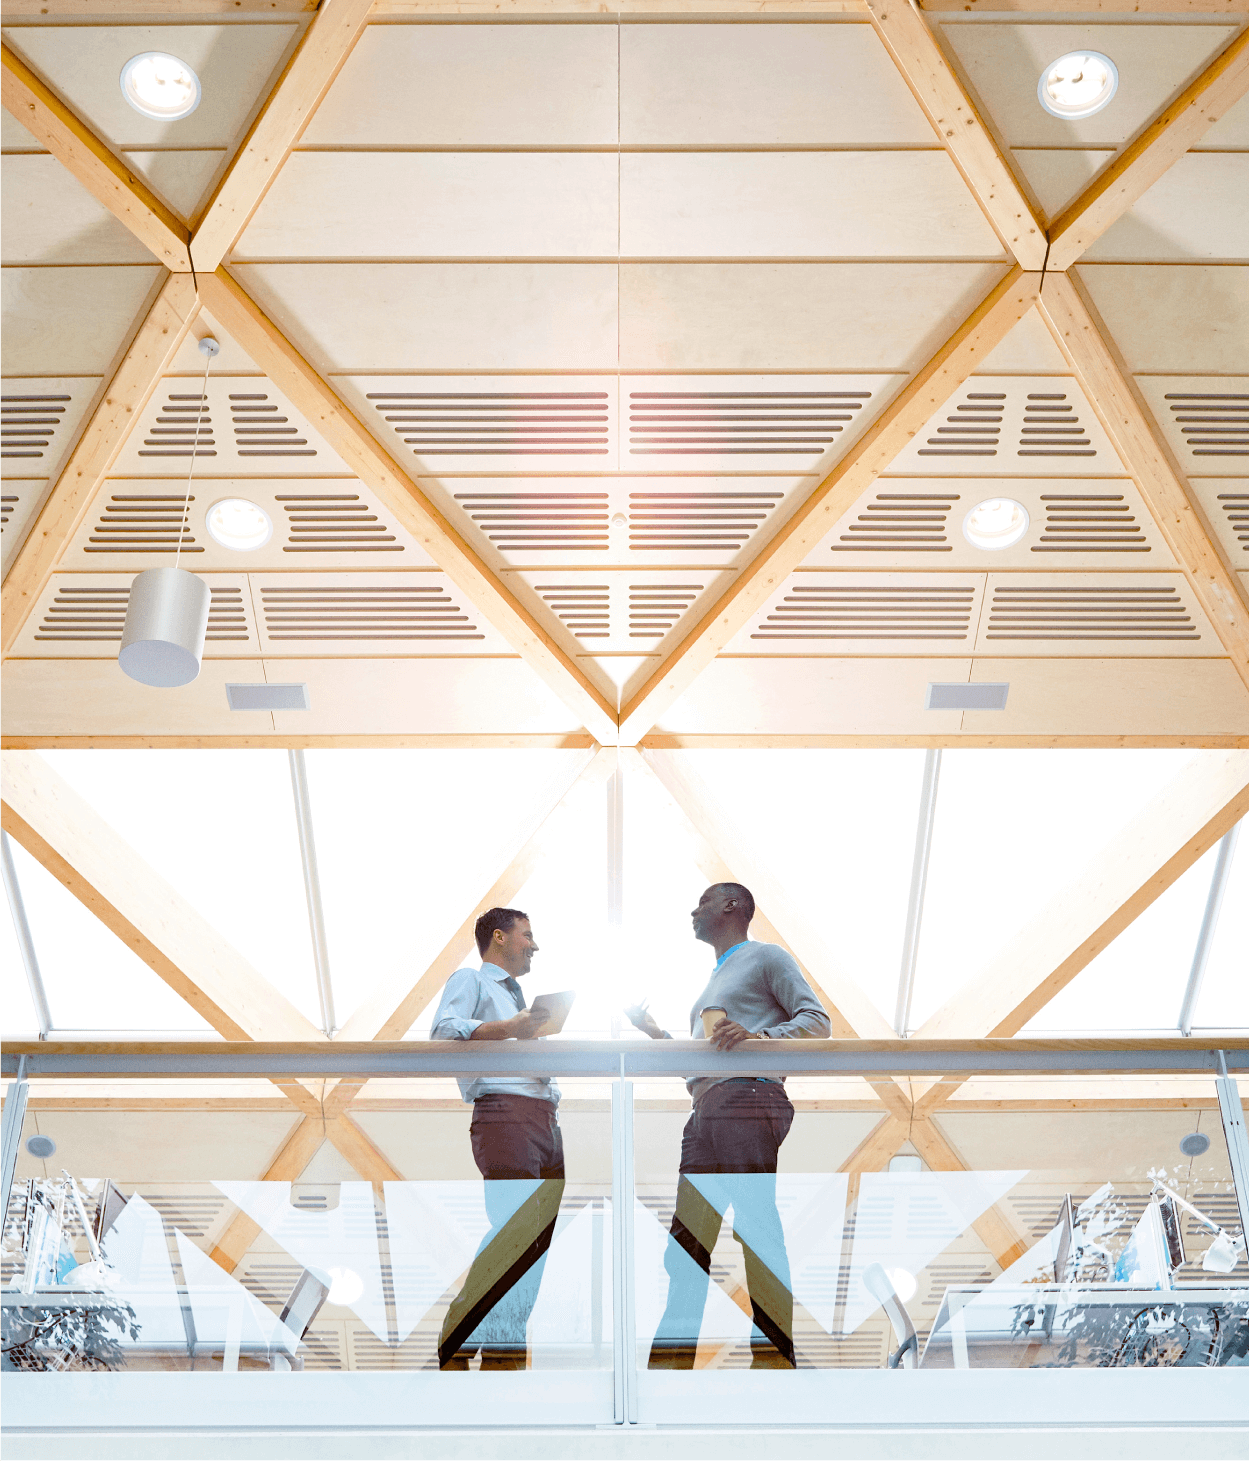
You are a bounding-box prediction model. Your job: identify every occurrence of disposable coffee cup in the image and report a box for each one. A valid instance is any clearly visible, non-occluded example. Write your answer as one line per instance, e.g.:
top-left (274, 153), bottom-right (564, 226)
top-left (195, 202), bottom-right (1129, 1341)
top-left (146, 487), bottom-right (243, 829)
top-left (701, 1006), bottom-right (727, 1038)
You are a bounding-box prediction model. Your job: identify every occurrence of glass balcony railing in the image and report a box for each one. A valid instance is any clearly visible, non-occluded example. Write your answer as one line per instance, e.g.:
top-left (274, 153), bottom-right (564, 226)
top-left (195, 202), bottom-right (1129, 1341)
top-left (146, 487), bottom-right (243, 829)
top-left (1, 1041), bottom-right (1246, 1432)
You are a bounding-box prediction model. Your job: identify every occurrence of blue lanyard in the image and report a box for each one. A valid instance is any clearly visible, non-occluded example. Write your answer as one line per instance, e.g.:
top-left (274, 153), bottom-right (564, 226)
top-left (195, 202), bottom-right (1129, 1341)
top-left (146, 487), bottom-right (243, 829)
top-left (714, 940), bottom-right (750, 971)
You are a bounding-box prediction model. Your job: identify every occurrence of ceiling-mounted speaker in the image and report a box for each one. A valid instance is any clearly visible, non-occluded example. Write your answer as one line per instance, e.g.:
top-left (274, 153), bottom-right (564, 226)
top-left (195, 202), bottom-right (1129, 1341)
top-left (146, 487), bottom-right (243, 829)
top-left (118, 566), bottom-right (210, 687)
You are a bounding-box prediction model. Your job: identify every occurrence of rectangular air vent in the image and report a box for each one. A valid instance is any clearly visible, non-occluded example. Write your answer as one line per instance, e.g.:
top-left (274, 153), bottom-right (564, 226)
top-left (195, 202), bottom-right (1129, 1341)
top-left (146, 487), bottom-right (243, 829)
top-left (926, 682), bottom-right (1009, 711)
top-left (626, 390), bottom-right (871, 456)
top-left (2, 391), bottom-right (72, 462)
top-left (1035, 493), bottom-right (1150, 553)
top-left (984, 585), bottom-right (1200, 641)
top-left (32, 584), bottom-right (248, 644)
top-left (258, 584), bottom-right (485, 641)
top-left (628, 490), bottom-right (782, 551)
top-left (369, 390), bottom-right (610, 456)
top-left (752, 583), bottom-right (977, 640)
top-left (629, 583), bottom-right (704, 638)
top-left (829, 491), bottom-right (959, 553)
top-left (226, 683), bottom-right (310, 711)
top-left (276, 493), bottom-right (400, 553)
top-left (1163, 393), bottom-right (1248, 459)
top-left (535, 583), bottom-right (610, 639)
top-left (455, 492), bottom-right (610, 551)
top-left (84, 493), bottom-right (201, 553)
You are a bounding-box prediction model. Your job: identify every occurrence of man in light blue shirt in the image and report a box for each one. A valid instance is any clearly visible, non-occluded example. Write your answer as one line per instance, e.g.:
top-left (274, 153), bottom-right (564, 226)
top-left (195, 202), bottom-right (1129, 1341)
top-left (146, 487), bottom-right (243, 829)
top-left (431, 907), bottom-right (562, 1370)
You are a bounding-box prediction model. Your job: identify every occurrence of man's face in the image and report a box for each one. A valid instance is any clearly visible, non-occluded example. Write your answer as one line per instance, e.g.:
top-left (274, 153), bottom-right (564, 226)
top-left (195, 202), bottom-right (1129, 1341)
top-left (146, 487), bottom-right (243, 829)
top-left (495, 917), bottom-right (538, 974)
top-left (690, 888), bottom-right (725, 945)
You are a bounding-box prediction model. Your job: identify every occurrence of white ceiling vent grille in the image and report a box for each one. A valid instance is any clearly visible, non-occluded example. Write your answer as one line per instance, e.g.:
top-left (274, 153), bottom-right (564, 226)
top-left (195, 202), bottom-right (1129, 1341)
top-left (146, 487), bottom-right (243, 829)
top-left (1213, 491), bottom-right (1248, 553)
top-left (276, 493), bottom-right (401, 553)
top-left (1035, 493), bottom-right (1149, 553)
top-left (629, 583), bottom-right (704, 639)
top-left (84, 493), bottom-right (201, 554)
top-left (258, 584), bottom-right (485, 641)
top-left (455, 491), bottom-right (610, 551)
top-left (368, 390), bottom-right (610, 456)
top-left (830, 490), bottom-right (960, 552)
top-left (2, 390), bottom-right (73, 463)
top-left (892, 378), bottom-right (1120, 476)
top-left (628, 489), bottom-right (783, 551)
top-left (228, 391), bottom-right (317, 458)
top-left (1163, 392), bottom-right (1249, 459)
top-left (31, 583), bottom-right (248, 645)
top-left (535, 584), bottom-right (610, 639)
top-left (985, 585), bottom-right (1200, 642)
top-left (751, 583), bottom-right (977, 641)
top-left (626, 390), bottom-right (872, 456)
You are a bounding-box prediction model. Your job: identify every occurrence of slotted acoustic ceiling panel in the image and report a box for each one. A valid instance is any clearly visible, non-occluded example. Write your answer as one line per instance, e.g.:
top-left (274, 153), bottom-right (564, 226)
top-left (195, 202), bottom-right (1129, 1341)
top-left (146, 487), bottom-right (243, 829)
top-left (800, 478), bottom-right (1174, 569)
top-left (61, 481), bottom-right (435, 570)
top-left (1188, 478), bottom-right (1248, 564)
top-left (508, 569), bottom-right (725, 657)
top-left (1, 379), bottom-right (96, 481)
top-left (10, 574), bottom-right (259, 658)
top-left (1136, 379), bottom-right (1249, 472)
top-left (887, 377), bottom-right (1123, 475)
top-left (1, 480), bottom-right (46, 575)
top-left (112, 378), bottom-right (350, 475)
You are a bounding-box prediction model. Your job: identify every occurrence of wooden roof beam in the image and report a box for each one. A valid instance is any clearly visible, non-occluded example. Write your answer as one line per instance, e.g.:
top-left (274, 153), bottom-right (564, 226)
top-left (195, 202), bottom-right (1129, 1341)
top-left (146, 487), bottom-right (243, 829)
top-left (921, 0), bottom-right (1249, 16)
top-left (1047, 29), bottom-right (1249, 271)
top-left (198, 267), bottom-right (619, 742)
top-left (616, 267), bottom-right (1041, 745)
top-left (865, 0), bottom-right (1046, 269)
top-left (1, 44), bottom-right (191, 271)
top-left (1037, 271), bottom-right (1249, 687)
top-left (1, 274), bottom-right (200, 653)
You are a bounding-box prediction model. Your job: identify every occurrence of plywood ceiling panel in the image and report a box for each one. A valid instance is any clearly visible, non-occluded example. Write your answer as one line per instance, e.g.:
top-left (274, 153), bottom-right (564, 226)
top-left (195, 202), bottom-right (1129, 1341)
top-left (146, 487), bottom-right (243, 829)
top-left (939, 22), bottom-right (1239, 150)
top-left (1074, 265), bottom-right (1249, 373)
top-left (797, 476), bottom-right (1176, 569)
top-left (1082, 155), bottom-right (1249, 262)
top-left (2, 24), bottom-right (299, 150)
top-left (619, 22), bottom-right (935, 146)
top-left (1201, 87), bottom-right (1249, 148)
top-left (2, 376), bottom-right (99, 483)
top-left (618, 262), bottom-right (1008, 371)
top-left (618, 153), bottom-right (1005, 259)
top-left (1, 264), bottom-right (160, 374)
top-left (234, 262), bottom-right (619, 372)
top-left (2, 106), bottom-right (41, 150)
top-left (237, 152), bottom-right (619, 261)
top-left (166, 311), bottom-right (263, 375)
top-left (303, 22), bottom-right (619, 147)
top-left (974, 310), bottom-right (1070, 374)
top-left (1188, 478), bottom-right (1248, 562)
top-left (0, 478), bottom-right (47, 576)
top-left (2, 153), bottom-right (157, 265)
top-left (1010, 149), bottom-right (1112, 225)
top-left (124, 149), bottom-right (227, 223)
top-left (1135, 377), bottom-right (1249, 473)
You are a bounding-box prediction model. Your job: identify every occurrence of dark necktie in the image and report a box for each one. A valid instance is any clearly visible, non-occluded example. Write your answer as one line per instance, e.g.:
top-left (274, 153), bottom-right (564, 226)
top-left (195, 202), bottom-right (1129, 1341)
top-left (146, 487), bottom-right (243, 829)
top-left (502, 977), bottom-right (525, 1011)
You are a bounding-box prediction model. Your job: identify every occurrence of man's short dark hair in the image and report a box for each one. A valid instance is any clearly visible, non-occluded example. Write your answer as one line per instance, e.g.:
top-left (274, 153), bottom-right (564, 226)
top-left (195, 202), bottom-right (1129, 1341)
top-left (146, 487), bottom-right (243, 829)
top-left (475, 906), bottom-right (530, 957)
top-left (711, 882), bottom-right (755, 923)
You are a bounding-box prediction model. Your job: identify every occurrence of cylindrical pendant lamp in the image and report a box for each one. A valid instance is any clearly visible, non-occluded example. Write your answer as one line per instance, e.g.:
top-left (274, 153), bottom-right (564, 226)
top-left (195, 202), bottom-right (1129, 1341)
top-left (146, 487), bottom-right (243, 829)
top-left (118, 566), bottom-right (210, 687)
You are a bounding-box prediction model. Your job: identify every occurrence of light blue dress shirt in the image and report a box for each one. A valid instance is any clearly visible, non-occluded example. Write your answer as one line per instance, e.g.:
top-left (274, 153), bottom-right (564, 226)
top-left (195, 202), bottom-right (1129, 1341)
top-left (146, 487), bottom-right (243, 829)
top-left (431, 962), bottom-right (560, 1108)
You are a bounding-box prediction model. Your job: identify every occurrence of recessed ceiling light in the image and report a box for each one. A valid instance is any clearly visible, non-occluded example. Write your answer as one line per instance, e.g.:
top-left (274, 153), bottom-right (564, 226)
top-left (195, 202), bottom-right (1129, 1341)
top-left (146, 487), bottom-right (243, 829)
top-left (886, 1267), bottom-right (918, 1303)
top-left (962, 497), bottom-right (1030, 551)
top-left (120, 52), bottom-right (202, 121)
top-left (205, 497), bottom-right (272, 552)
top-left (1038, 51), bottom-right (1118, 120)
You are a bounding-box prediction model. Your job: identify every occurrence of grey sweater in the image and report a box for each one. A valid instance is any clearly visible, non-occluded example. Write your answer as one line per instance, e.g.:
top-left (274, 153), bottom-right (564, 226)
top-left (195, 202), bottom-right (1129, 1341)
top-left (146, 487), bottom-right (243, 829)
top-left (683, 941), bottom-right (830, 1104)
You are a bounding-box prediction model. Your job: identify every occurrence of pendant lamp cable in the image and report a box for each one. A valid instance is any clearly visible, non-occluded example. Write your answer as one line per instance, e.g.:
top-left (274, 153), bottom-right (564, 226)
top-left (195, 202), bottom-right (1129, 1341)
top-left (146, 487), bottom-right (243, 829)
top-left (173, 338), bottom-right (217, 570)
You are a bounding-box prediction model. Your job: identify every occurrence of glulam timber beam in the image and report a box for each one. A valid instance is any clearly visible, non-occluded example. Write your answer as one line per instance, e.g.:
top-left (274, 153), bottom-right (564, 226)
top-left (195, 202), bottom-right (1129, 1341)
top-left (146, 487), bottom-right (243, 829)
top-left (208, 1114), bottom-right (327, 1272)
top-left (1, 275), bottom-right (199, 651)
top-left (921, 0), bottom-right (1248, 14)
top-left (1037, 273), bottom-right (1249, 685)
top-left (198, 268), bottom-right (618, 742)
top-left (616, 267), bottom-right (1041, 744)
top-left (190, 0), bottom-right (376, 270)
top-left (1, 45), bottom-right (191, 270)
top-left (1047, 30), bottom-right (1249, 271)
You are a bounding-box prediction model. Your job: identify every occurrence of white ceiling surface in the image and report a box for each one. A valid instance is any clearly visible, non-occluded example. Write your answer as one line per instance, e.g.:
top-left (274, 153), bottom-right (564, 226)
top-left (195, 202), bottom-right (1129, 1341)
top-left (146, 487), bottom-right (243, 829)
top-left (3, 748), bottom-right (1243, 1039)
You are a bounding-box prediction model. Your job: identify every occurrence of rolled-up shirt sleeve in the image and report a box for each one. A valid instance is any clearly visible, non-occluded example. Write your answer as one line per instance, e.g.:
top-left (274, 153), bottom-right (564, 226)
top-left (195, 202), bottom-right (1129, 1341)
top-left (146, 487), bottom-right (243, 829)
top-left (761, 951), bottom-right (832, 1040)
top-left (431, 969), bottom-right (483, 1041)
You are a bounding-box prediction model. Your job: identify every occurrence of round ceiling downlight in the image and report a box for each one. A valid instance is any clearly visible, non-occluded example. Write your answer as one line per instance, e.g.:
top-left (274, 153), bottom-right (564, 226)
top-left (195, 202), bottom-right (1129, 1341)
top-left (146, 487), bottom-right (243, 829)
top-left (1038, 51), bottom-right (1118, 120)
top-left (962, 498), bottom-right (1030, 551)
top-left (120, 52), bottom-right (202, 120)
top-left (205, 498), bottom-right (272, 552)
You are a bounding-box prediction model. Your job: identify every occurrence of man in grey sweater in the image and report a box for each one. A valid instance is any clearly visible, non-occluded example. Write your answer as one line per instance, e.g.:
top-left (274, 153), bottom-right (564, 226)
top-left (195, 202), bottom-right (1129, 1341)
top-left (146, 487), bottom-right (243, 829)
top-left (626, 882), bottom-right (830, 1368)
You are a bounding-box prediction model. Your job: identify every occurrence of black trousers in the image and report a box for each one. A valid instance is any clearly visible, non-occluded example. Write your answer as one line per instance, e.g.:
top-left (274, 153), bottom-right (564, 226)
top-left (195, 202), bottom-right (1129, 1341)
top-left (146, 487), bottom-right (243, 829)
top-left (650, 1078), bottom-right (796, 1369)
top-left (438, 1094), bottom-right (565, 1368)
